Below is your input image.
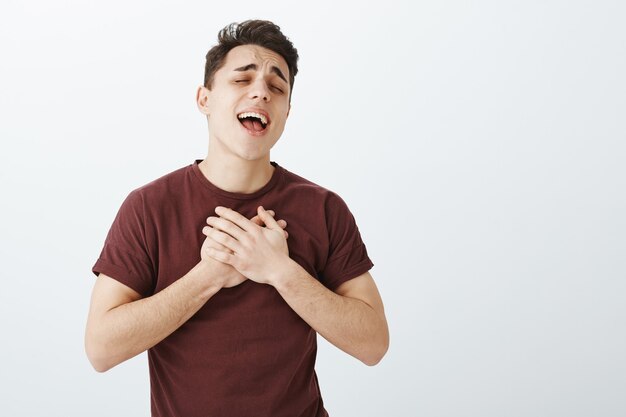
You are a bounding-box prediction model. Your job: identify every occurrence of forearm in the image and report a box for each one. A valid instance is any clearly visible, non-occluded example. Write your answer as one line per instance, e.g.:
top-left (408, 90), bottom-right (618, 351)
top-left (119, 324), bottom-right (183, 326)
top-left (87, 261), bottom-right (219, 372)
top-left (273, 260), bottom-right (389, 366)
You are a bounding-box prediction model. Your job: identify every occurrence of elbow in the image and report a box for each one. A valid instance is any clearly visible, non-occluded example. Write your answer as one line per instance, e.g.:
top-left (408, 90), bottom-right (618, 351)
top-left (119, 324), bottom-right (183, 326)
top-left (88, 356), bottom-right (114, 373)
top-left (86, 346), bottom-right (117, 373)
top-left (362, 345), bottom-right (388, 367)
top-left (90, 360), bottom-right (111, 373)
top-left (363, 358), bottom-right (382, 367)
top-left (85, 331), bottom-right (116, 373)
top-left (361, 332), bottom-right (390, 367)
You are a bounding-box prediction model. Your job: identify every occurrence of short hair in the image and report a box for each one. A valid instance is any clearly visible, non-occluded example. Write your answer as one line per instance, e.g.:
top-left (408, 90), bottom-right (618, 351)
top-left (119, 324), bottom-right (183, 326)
top-left (203, 20), bottom-right (299, 99)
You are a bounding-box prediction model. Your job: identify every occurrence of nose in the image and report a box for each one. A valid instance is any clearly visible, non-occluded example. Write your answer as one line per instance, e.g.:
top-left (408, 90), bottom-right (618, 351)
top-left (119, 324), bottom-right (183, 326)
top-left (248, 79), bottom-right (271, 102)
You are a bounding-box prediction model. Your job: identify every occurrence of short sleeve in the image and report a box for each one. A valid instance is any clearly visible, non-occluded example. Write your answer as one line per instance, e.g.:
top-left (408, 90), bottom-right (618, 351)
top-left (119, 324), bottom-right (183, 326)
top-left (92, 190), bottom-right (156, 297)
top-left (319, 192), bottom-right (374, 291)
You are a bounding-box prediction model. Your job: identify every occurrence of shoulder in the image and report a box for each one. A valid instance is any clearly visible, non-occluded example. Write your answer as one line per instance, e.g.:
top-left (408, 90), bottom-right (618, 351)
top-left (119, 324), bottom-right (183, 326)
top-left (112, 164), bottom-right (192, 222)
top-left (278, 164), bottom-right (347, 208)
top-left (127, 163), bottom-right (192, 203)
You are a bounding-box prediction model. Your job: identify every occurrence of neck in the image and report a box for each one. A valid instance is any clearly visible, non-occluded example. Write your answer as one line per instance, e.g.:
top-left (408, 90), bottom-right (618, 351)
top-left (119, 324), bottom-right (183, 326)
top-left (199, 151), bottom-right (275, 195)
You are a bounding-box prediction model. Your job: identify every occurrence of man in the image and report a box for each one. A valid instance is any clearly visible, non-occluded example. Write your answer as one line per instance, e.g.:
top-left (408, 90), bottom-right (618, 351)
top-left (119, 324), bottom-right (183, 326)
top-left (86, 20), bottom-right (389, 417)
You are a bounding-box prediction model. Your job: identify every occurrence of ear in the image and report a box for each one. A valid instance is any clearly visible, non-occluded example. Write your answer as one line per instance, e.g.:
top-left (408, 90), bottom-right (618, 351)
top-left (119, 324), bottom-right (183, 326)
top-left (196, 86), bottom-right (211, 116)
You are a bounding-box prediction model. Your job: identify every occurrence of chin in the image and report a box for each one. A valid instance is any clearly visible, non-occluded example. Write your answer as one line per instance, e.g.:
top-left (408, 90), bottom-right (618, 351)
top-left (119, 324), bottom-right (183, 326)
top-left (237, 137), bottom-right (280, 159)
top-left (233, 145), bottom-right (271, 162)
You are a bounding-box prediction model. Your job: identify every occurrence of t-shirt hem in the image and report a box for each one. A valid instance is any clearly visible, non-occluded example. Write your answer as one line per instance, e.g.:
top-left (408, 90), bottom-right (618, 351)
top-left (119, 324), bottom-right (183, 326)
top-left (92, 258), bottom-right (151, 297)
top-left (325, 258), bottom-right (374, 291)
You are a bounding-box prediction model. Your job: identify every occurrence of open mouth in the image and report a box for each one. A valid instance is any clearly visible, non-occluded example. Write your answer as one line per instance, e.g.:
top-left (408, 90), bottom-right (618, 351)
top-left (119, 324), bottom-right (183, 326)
top-left (237, 111), bottom-right (269, 133)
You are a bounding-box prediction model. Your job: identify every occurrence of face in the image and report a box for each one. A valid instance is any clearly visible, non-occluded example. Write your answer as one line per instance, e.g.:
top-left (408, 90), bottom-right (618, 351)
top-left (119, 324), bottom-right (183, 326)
top-left (196, 44), bottom-right (291, 162)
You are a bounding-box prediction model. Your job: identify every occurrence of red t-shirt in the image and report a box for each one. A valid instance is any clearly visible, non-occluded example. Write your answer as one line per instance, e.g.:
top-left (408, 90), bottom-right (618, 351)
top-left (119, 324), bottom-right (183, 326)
top-left (92, 160), bottom-right (374, 417)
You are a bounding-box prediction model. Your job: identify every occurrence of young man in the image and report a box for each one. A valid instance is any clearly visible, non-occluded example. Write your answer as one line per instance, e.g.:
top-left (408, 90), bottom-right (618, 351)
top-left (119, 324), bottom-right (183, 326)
top-left (86, 20), bottom-right (389, 417)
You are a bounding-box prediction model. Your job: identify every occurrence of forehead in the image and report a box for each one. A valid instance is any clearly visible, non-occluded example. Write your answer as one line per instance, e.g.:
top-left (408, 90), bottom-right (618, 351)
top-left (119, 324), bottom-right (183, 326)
top-left (221, 44), bottom-right (289, 78)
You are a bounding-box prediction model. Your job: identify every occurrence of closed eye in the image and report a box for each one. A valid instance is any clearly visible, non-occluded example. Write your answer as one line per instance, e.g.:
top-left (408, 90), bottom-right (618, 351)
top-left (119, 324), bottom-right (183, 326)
top-left (234, 79), bottom-right (284, 93)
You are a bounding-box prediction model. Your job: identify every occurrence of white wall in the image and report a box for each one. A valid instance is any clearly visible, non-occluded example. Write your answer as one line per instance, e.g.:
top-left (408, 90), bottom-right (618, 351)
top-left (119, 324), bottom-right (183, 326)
top-left (1, 1), bottom-right (624, 416)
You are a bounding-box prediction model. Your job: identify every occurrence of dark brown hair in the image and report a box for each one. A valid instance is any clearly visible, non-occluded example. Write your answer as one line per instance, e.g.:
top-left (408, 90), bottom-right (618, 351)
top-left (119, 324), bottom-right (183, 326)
top-left (203, 20), bottom-right (299, 99)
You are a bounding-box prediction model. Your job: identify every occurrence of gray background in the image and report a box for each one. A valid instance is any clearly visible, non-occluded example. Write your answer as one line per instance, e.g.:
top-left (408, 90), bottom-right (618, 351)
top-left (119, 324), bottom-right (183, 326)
top-left (1, 0), bottom-right (625, 416)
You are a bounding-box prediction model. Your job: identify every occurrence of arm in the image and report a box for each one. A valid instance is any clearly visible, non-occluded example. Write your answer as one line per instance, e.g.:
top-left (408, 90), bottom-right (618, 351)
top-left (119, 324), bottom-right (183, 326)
top-left (203, 206), bottom-right (389, 366)
top-left (85, 261), bottom-right (220, 372)
top-left (275, 266), bottom-right (389, 366)
top-left (85, 211), bottom-right (288, 372)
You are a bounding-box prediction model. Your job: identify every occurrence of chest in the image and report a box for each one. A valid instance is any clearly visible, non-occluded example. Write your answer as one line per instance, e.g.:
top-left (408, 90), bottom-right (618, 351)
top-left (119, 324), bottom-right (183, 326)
top-left (151, 197), bottom-right (330, 293)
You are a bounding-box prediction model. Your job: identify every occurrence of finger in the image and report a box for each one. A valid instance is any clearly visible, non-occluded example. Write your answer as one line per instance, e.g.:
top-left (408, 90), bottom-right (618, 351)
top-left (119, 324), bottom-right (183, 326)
top-left (206, 216), bottom-right (246, 241)
top-left (277, 219), bottom-right (287, 229)
top-left (251, 210), bottom-right (275, 226)
top-left (215, 206), bottom-right (255, 232)
top-left (205, 246), bottom-right (235, 265)
top-left (202, 226), bottom-right (243, 252)
top-left (202, 234), bottom-right (233, 254)
top-left (257, 206), bottom-right (281, 231)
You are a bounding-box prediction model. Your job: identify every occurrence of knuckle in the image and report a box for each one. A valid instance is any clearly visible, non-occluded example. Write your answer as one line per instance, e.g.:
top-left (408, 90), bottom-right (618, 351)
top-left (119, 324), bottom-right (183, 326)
top-left (217, 233), bottom-right (229, 245)
top-left (235, 257), bottom-right (246, 269)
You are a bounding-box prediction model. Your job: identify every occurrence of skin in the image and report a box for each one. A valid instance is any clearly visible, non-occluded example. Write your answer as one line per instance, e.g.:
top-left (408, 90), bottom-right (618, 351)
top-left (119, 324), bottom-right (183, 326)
top-left (85, 44), bottom-right (388, 373)
top-left (196, 44), bottom-right (292, 194)
top-left (204, 205), bottom-right (389, 365)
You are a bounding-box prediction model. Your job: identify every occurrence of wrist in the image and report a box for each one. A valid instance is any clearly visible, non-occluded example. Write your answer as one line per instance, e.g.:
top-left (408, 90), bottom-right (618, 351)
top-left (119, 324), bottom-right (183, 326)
top-left (192, 259), bottom-right (223, 297)
top-left (270, 257), bottom-right (301, 291)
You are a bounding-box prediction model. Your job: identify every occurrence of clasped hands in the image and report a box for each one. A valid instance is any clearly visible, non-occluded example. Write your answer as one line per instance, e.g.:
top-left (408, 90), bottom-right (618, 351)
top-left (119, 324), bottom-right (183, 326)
top-left (200, 206), bottom-right (290, 288)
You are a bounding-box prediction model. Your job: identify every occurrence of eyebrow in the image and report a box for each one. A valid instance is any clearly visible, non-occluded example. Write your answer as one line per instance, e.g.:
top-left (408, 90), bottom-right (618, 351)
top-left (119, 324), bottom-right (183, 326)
top-left (233, 63), bottom-right (288, 84)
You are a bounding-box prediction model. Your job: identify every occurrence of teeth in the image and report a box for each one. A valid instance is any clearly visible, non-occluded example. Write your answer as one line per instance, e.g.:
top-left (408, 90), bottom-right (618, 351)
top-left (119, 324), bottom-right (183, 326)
top-left (237, 112), bottom-right (268, 125)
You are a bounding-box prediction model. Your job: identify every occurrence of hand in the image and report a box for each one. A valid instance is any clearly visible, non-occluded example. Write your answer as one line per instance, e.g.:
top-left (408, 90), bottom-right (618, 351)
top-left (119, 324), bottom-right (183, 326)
top-left (202, 206), bottom-right (290, 286)
top-left (200, 209), bottom-right (288, 288)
